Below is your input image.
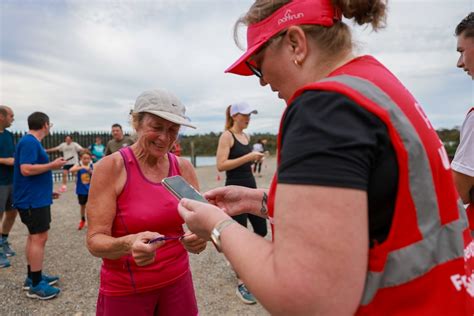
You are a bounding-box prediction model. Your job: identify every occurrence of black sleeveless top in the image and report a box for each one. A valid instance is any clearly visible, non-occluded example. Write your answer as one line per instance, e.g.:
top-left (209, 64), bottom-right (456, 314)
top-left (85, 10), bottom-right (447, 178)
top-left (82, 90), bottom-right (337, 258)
top-left (225, 132), bottom-right (254, 182)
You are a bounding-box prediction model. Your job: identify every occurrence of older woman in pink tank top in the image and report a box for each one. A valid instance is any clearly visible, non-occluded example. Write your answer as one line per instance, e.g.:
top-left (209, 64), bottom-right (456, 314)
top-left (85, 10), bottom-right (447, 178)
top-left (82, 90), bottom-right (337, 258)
top-left (86, 89), bottom-right (207, 316)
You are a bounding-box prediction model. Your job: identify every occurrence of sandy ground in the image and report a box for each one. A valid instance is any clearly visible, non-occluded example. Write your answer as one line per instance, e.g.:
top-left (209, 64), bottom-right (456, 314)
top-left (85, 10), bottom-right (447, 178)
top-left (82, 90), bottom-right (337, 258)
top-left (0, 157), bottom-right (276, 316)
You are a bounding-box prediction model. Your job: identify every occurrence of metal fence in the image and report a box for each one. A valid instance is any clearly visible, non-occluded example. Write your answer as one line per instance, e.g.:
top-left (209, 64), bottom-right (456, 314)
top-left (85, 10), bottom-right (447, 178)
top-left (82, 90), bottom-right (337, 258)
top-left (13, 131), bottom-right (118, 182)
top-left (12, 131), bottom-right (119, 161)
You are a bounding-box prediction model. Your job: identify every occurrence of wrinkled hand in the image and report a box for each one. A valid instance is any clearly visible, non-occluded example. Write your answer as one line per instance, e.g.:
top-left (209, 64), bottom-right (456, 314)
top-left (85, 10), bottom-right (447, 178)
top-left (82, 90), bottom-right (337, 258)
top-left (178, 199), bottom-right (229, 240)
top-left (180, 233), bottom-right (207, 254)
top-left (131, 231), bottom-right (165, 266)
top-left (203, 186), bottom-right (255, 217)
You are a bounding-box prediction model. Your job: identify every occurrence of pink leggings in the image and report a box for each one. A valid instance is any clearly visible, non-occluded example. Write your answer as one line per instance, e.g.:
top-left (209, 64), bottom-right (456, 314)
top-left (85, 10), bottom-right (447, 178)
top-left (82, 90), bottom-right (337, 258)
top-left (96, 271), bottom-right (198, 316)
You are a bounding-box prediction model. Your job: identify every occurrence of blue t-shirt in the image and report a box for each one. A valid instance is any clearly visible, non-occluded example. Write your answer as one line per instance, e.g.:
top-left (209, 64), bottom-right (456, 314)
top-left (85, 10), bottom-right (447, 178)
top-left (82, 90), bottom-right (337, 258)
top-left (13, 134), bottom-right (53, 209)
top-left (76, 163), bottom-right (93, 195)
top-left (0, 129), bottom-right (15, 185)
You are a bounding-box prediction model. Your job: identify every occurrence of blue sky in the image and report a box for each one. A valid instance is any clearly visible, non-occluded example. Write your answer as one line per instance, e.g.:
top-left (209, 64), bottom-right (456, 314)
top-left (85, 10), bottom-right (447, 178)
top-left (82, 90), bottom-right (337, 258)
top-left (1, 0), bottom-right (473, 135)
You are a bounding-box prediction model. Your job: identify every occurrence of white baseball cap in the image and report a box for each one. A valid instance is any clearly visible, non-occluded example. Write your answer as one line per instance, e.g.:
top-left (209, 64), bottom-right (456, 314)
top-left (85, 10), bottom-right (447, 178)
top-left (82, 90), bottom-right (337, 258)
top-left (133, 89), bottom-right (196, 129)
top-left (230, 102), bottom-right (258, 116)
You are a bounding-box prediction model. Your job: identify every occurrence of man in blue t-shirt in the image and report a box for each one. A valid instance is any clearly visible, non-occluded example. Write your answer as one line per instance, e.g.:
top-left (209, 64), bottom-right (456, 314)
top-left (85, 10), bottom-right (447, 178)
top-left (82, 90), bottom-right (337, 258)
top-left (0, 105), bottom-right (17, 268)
top-left (13, 112), bottom-right (67, 300)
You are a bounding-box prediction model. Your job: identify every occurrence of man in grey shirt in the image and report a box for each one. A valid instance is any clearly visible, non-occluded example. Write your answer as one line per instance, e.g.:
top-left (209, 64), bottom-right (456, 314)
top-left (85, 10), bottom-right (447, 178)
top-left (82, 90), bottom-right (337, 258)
top-left (105, 123), bottom-right (134, 155)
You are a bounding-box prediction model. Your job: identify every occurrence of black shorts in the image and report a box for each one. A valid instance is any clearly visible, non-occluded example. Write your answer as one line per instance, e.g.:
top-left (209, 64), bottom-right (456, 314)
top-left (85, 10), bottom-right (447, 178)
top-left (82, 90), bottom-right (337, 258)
top-left (18, 206), bottom-right (51, 234)
top-left (77, 194), bottom-right (88, 205)
top-left (63, 164), bottom-right (74, 171)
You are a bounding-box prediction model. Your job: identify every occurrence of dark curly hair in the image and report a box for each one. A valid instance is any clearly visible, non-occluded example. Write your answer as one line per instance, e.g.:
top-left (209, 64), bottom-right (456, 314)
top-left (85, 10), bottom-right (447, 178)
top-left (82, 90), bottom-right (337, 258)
top-left (455, 12), bottom-right (474, 38)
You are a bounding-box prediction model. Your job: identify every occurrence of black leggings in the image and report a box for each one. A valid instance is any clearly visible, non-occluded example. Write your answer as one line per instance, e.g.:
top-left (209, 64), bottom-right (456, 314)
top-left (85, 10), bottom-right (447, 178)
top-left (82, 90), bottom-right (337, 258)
top-left (232, 213), bottom-right (267, 237)
top-left (226, 176), bottom-right (267, 237)
top-left (253, 161), bottom-right (262, 174)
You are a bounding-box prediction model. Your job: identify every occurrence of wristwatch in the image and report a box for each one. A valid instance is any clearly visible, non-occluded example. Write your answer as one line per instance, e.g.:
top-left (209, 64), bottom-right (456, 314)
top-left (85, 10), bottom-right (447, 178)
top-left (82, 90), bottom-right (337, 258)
top-left (210, 218), bottom-right (236, 252)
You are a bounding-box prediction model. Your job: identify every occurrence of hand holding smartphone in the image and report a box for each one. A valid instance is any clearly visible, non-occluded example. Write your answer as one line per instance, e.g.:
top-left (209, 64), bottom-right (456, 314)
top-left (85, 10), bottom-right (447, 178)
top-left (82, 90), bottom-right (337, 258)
top-left (162, 176), bottom-right (208, 203)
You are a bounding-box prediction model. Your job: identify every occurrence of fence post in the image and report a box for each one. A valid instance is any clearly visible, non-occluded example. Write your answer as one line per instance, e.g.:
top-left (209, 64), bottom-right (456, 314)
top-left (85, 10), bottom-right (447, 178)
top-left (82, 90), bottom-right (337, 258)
top-left (190, 141), bottom-right (196, 168)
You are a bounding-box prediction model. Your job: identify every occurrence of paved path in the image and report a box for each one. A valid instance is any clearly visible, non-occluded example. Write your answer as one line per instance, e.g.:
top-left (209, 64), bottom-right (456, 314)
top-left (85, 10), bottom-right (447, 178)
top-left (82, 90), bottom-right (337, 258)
top-left (1, 158), bottom-right (276, 315)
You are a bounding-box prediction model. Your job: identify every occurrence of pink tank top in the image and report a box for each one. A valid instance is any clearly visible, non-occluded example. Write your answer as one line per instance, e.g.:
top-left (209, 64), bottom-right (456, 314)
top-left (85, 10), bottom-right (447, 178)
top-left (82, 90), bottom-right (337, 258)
top-left (99, 147), bottom-right (189, 296)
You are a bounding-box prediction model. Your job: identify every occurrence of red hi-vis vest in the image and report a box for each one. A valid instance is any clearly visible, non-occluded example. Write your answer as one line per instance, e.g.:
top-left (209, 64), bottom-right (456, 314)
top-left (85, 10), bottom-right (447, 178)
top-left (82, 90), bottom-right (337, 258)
top-left (267, 56), bottom-right (474, 314)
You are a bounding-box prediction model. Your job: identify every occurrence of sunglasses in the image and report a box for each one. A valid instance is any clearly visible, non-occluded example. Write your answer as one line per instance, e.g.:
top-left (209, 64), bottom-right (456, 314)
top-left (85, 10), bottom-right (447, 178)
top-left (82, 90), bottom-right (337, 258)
top-left (245, 60), bottom-right (263, 78)
top-left (245, 30), bottom-right (288, 79)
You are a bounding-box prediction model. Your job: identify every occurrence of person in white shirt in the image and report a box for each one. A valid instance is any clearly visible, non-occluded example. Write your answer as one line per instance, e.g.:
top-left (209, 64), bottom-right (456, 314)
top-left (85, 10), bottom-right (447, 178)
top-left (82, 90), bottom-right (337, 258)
top-left (452, 13), bottom-right (474, 229)
top-left (252, 139), bottom-right (265, 177)
top-left (46, 135), bottom-right (84, 192)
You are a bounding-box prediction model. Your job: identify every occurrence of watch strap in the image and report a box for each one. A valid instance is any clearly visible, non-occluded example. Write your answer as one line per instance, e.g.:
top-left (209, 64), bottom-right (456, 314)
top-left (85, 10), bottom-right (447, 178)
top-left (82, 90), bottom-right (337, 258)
top-left (214, 218), bottom-right (236, 233)
top-left (211, 218), bottom-right (236, 252)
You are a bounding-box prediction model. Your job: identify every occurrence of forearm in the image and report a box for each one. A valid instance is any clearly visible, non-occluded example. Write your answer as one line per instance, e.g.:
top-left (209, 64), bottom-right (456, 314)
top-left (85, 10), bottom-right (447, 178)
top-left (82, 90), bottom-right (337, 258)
top-left (217, 155), bottom-right (253, 172)
top-left (0, 157), bottom-right (14, 165)
top-left (21, 163), bottom-right (54, 176)
top-left (69, 166), bottom-right (81, 173)
top-left (245, 188), bottom-right (269, 218)
top-left (87, 232), bottom-right (135, 260)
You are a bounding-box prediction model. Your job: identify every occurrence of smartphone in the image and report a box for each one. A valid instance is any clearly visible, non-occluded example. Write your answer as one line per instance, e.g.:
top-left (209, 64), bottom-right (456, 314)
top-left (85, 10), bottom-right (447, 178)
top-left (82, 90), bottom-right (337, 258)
top-left (65, 156), bottom-right (74, 161)
top-left (162, 175), bottom-right (208, 203)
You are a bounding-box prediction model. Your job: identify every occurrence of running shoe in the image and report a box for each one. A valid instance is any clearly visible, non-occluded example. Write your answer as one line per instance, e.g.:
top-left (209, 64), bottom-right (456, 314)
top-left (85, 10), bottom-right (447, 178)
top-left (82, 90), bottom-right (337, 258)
top-left (26, 280), bottom-right (60, 300)
top-left (77, 220), bottom-right (86, 230)
top-left (59, 185), bottom-right (67, 192)
top-left (2, 239), bottom-right (15, 257)
top-left (236, 283), bottom-right (257, 304)
top-left (23, 273), bottom-right (60, 290)
top-left (0, 251), bottom-right (10, 268)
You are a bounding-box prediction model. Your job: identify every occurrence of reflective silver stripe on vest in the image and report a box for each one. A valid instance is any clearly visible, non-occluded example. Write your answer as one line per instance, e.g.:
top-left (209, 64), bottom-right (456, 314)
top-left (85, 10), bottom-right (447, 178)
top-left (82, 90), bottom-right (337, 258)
top-left (318, 75), bottom-right (467, 305)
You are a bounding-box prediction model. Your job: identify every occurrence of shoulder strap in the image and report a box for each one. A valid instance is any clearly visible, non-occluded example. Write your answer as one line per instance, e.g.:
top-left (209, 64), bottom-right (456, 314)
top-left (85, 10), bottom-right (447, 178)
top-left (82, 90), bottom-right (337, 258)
top-left (228, 130), bottom-right (237, 141)
top-left (167, 152), bottom-right (181, 176)
top-left (118, 147), bottom-right (134, 171)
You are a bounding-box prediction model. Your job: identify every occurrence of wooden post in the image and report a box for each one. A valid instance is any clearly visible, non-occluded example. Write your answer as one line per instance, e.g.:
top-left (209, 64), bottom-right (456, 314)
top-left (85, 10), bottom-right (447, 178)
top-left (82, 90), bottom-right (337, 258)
top-left (190, 141), bottom-right (196, 168)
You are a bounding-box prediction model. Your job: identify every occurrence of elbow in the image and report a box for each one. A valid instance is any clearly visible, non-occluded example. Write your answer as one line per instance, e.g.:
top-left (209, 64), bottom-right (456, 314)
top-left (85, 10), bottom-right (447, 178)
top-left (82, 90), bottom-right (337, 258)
top-left (86, 236), bottom-right (104, 259)
top-left (21, 169), bottom-right (32, 177)
top-left (266, 287), bottom-right (319, 316)
top-left (86, 241), bottom-right (99, 258)
top-left (457, 187), bottom-right (471, 204)
top-left (216, 163), bottom-right (225, 172)
top-left (461, 195), bottom-right (471, 205)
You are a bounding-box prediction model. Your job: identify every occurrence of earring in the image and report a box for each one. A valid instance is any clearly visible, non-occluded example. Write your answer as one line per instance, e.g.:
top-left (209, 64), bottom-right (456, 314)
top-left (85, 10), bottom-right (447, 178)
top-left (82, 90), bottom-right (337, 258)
top-left (294, 59), bottom-right (301, 66)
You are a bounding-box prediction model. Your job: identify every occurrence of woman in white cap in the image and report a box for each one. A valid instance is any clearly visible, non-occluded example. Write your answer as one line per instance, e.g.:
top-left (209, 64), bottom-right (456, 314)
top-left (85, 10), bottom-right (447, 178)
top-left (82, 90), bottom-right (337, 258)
top-left (215, 102), bottom-right (265, 304)
top-left (178, 0), bottom-right (474, 315)
top-left (86, 89), bottom-right (206, 316)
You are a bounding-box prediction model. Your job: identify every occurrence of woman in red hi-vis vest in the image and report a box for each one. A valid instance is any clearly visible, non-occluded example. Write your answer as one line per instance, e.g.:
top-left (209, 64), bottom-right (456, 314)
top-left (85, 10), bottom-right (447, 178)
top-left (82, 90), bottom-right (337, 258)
top-left (178, 1), bottom-right (474, 314)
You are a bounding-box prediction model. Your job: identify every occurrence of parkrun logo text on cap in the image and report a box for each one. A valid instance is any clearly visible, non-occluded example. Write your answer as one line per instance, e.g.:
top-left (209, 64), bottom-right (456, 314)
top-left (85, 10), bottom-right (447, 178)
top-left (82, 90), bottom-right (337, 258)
top-left (278, 10), bottom-right (305, 25)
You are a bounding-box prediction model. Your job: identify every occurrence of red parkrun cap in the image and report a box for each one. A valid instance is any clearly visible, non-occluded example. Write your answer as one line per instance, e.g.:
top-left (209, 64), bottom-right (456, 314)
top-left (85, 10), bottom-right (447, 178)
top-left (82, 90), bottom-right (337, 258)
top-left (225, 0), bottom-right (341, 76)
